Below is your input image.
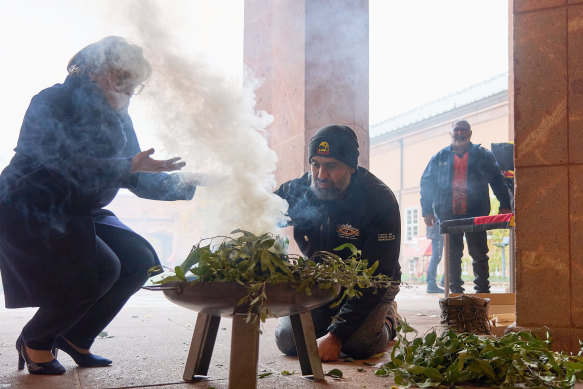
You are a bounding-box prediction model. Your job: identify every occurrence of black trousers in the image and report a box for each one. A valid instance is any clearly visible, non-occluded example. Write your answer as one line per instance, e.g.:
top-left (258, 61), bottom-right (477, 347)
top-left (22, 223), bottom-right (157, 350)
top-left (274, 286), bottom-right (400, 360)
top-left (448, 230), bottom-right (490, 293)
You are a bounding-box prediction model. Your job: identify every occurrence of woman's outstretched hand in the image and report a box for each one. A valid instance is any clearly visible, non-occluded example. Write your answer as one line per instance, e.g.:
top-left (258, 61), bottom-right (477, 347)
top-left (130, 148), bottom-right (186, 173)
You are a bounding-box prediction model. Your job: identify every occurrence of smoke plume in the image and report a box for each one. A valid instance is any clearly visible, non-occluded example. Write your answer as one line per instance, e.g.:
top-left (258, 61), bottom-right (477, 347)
top-left (115, 0), bottom-right (289, 237)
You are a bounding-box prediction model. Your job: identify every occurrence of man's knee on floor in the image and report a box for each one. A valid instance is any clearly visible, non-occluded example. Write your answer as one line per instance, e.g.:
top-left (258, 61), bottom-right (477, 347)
top-left (274, 323), bottom-right (297, 356)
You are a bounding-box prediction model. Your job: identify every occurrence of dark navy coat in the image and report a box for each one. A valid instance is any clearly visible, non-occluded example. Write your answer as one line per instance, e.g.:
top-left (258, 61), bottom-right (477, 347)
top-left (420, 143), bottom-right (511, 221)
top-left (275, 167), bottom-right (401, 340)
top-left (0, 74), bottom-right (195, 308)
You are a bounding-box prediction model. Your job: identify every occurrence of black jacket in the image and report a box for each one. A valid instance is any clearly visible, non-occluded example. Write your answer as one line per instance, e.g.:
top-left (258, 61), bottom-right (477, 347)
top-left (420, 143), bottom-right (511, 221)
top-left (275, 167), bottom-right (401, 340)
top-left (0, 73), bottom-right (195, 308)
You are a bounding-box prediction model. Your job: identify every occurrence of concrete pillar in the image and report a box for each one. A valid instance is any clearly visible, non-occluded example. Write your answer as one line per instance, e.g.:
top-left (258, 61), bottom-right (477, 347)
top-left (511, 0), bottom-right (583, 352)
top-left (243, 0), bottom-right (369, 185)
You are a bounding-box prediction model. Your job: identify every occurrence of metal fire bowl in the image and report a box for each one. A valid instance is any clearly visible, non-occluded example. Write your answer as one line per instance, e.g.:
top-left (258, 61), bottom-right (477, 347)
top-left (151, 281), bottom-right (340, 317)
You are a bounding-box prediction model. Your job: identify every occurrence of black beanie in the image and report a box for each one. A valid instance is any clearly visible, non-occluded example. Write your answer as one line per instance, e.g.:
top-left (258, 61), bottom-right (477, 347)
top-left (308, 124), bottom-right (359, 169)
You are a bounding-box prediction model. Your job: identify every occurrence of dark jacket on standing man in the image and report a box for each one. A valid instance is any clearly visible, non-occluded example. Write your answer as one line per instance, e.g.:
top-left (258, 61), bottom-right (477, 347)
top-left (0, 73), bottom-right (195, 309)
top-left (420, 143), bottom-right (511, 221)
top-left (275, 167), bottom-right (401, 340)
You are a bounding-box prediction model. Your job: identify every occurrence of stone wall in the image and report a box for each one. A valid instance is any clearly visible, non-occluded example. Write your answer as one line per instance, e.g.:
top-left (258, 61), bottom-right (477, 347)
top-left (512, 0), bottom-right (583, 352)
top-left (244, 0), bottom-right (369, 185)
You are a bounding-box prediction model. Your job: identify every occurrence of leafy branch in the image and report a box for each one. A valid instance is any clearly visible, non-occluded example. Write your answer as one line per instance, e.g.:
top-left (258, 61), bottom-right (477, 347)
top-left (375, 321), bottom-right (583, 388)
top-left (149, 229), bottom-right (394, 323)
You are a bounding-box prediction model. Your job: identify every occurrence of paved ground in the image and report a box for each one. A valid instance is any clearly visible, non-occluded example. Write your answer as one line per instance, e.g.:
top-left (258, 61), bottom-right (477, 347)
top-left (0, 283), bottom-right (548, 389)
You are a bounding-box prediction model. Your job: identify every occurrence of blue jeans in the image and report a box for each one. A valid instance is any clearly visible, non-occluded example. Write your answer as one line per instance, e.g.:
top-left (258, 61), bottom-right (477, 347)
top-left (426, 234), bottom-right (443, 285)
top-left (448, 231), bottom-right (490, 293)
top-left (274, 286), bottom-right (400, 360)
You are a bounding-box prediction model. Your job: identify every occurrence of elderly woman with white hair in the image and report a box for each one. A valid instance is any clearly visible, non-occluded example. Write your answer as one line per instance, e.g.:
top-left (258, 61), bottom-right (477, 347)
top-left (0, 36), bottom-right (206, 375)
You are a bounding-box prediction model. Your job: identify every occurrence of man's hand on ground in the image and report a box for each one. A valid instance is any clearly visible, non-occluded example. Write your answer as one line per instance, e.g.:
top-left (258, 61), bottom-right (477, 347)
top-left (317, 332), bottom-right (342, 362)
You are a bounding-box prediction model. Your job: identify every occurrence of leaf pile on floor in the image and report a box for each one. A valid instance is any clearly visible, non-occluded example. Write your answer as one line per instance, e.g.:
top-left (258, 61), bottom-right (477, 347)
top-left (149, 229), bottom-right (394, 322)
top-left (375, 321), bottom-right (583, 388)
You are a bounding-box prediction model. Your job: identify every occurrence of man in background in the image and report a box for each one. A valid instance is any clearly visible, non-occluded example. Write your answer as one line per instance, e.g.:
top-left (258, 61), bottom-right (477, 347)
top-left (420, 119), bottom-right (511, 294)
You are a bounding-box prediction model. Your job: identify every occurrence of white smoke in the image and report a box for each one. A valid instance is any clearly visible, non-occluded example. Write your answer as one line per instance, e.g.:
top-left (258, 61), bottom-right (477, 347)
top-left (118, 0), bottom-right (289, 237)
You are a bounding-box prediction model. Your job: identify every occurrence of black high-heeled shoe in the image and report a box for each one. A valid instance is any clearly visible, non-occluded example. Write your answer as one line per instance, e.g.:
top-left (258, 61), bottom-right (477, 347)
top-left (55, 337), bottom-right (112, 367)
top-left (16, 336), bottom-right (66, 375)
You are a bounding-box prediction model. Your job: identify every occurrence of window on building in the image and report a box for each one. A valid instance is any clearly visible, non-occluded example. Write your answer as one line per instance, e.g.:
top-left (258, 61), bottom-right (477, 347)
top-left (405, 207), bottom-right (419, 242)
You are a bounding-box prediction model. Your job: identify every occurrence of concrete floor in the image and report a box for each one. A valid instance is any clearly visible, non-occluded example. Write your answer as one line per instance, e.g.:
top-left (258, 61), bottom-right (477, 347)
top-left (0, 284), bottom-right (543, 389)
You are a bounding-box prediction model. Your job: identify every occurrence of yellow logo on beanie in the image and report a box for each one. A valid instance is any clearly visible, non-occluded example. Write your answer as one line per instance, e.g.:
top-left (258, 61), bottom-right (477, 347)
top-left (317, 141), bottom-right (330, 155)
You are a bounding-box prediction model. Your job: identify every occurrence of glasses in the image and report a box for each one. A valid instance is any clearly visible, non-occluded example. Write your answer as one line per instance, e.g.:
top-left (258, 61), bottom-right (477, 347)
top-left (131, 83), bottom-right (146, 95)
top-left (113, 81), bottom-right (146, 96)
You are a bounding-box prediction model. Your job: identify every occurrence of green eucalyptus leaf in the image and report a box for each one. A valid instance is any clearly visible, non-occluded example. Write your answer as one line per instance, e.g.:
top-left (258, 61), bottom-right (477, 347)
top-left (231, 229), bottom-right (255, 237)
top-left (258, 238), bottom-right (275, 249)
top-left (152, 275), bottom-right (183, 284)
top-left (333, 243), bottom-right (358, 256)
top-left (374, 367), bottom-right (388, 376)
top-left (174, 266), bottom-right (186, 281)
top-left (365, 260), bottom-right (379, 276)
top-left (325, 368), bottom-right (343, 379)
top-left (424, 331), bottom-right (437, 347)
top-left (147, 265), bottom-right (163, 276)
top-left (180, 249), bottom-right (199, 273)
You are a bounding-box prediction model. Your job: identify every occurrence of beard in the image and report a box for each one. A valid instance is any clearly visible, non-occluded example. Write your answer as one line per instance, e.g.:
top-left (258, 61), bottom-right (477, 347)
top-left (452, 136), bottom-right (470, 151)
top-left (310, 172), bottom-right (352, 200)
